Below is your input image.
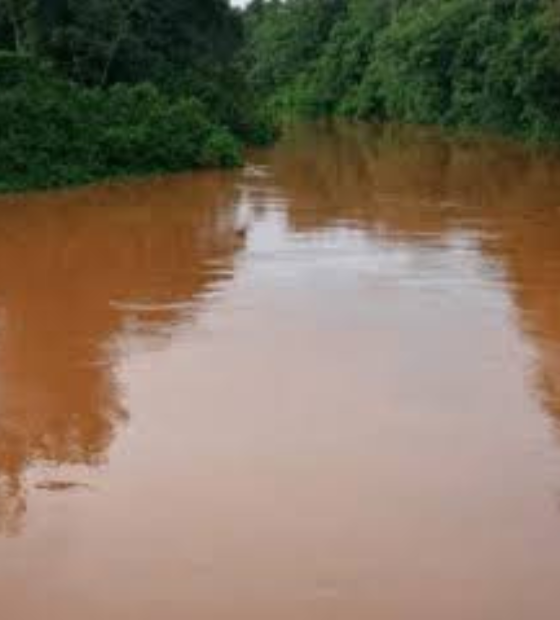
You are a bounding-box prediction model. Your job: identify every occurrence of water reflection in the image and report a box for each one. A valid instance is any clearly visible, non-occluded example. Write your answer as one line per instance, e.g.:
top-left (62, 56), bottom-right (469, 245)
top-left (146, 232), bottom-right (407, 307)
top-left (0, 172), bottom-right (242, 533)
top-left (1, 124), bottom-right (560, 618)
top-left (259, 121), bottom-right (560, 428)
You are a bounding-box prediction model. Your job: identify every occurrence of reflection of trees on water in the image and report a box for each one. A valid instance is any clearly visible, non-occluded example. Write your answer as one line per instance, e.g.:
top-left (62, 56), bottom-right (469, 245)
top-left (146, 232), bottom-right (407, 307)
top-left (262, 121), bottom-right (560, 428)
top-left (0, 171), bottom-right (242, 534)
top-left (2, 124), bottom-right (559, 534)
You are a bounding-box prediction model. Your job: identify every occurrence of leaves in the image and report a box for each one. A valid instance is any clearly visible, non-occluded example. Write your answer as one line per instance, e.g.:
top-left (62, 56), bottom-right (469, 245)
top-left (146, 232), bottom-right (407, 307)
top-left (244, 0), bottom-right (560, 142)
top-left (0, 55), bottom-right (242, 192)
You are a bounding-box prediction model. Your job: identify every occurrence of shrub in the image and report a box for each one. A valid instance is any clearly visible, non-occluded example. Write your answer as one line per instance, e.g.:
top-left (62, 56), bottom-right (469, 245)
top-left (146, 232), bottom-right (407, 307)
top-left (244, 0), bottom-right (560, 144)
top-left (0, 60), bottom-right (242, 192)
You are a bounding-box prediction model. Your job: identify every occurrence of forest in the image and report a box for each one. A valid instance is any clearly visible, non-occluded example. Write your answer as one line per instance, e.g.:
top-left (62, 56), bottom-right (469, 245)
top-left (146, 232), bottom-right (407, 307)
top-left (244, 0), bottom-right (560, 142)
top-left (1, 0), bottom-right (560, 191)
top-left (0, 0), bottom-right (272, 191)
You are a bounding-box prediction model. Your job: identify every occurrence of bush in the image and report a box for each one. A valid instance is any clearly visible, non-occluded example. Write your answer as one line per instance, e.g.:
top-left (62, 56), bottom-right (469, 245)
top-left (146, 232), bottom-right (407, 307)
top-left (244, 0), bottom-right (560, 144)
top-left (0, 52), bottom-right (53, 88)
top-left (0, 60), bottom-right (242, 192)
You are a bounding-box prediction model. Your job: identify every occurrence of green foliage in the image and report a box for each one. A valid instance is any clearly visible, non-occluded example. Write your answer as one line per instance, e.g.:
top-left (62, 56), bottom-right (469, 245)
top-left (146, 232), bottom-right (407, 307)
top-left (0, 58), bottom-right (241, 192)
top-left (299, 0), bottom-right (397, 116)
top-left (244, 0), bottom-right (343, 94)
top-left (0, 49), bottom-right (49, 86)
top-left (244, 0), bottom-right (560, 143)
top-left (0, 1), bottom-right (276, 192)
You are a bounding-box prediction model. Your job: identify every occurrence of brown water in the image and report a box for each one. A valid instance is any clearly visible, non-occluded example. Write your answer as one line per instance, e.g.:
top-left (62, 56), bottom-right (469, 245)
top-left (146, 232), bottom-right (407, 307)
top-left (1, 122), bottom-right (560, 619)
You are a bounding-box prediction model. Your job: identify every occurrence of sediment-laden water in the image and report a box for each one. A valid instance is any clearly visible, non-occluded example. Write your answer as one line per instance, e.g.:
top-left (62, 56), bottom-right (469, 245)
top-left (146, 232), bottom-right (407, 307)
top-left (1, 122), bottom-right (560, 619)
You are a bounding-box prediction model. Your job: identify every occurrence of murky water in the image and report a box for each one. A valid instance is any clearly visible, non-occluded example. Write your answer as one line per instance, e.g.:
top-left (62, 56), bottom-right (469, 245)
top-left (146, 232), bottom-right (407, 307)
top-left (1, 122), bottom-right (560, 619)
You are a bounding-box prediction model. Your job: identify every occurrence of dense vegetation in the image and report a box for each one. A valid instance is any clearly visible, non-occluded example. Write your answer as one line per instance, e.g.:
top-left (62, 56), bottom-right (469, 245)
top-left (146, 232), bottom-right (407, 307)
top-left (2, 0), bottom-right (560, 191)
top-left (0, 0), bottom-right (272, 191)
top-left (244, 0), bottom-right (560, 143)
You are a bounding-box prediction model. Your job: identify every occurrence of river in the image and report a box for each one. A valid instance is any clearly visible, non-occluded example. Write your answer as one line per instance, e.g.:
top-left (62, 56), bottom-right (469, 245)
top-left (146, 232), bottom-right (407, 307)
top-left (1, 122), bottom-right (560, 619)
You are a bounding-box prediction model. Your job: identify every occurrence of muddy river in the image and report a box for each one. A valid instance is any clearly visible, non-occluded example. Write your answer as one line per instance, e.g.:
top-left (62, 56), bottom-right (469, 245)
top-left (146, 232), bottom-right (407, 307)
top-left (1, 122), bottom-right (560, 619)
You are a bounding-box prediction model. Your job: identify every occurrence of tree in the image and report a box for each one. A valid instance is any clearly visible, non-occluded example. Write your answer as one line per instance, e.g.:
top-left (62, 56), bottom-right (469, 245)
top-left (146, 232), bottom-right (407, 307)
top-left (0, 0), bottom-right (37, 54)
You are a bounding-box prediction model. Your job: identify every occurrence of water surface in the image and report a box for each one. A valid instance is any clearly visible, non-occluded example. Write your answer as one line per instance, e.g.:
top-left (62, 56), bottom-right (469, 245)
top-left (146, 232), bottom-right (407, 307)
top-left (1, 123), bottom-right (560, 619)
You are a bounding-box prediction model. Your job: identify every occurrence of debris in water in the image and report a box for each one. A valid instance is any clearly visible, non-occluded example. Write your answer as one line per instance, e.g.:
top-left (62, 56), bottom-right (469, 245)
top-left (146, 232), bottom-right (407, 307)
top-left (35, 481), bottom-right (93, 493)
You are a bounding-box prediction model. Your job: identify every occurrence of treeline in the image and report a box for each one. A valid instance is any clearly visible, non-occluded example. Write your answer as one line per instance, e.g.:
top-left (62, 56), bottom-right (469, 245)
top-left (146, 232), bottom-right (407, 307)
top-left (0, 0), bottom-right (273, 191)
top-left (243, 0), bottom-right (560, 142)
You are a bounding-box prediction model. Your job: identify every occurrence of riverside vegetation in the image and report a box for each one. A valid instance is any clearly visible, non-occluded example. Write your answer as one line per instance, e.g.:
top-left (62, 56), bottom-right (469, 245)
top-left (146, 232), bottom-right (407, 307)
top-left (1, 0), bottom-right (560, 192)
top-left (243, 0), bottom-right (560, 142)
top-left (0, 0), bottom-right (274, 192)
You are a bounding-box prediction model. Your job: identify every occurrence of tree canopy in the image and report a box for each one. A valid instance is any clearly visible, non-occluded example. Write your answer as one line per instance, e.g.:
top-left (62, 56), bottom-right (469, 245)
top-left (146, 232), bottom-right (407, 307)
top-left (0, 0), bottom-right (273, 191)
top-left (244, 0), bottom-right (560, 142)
